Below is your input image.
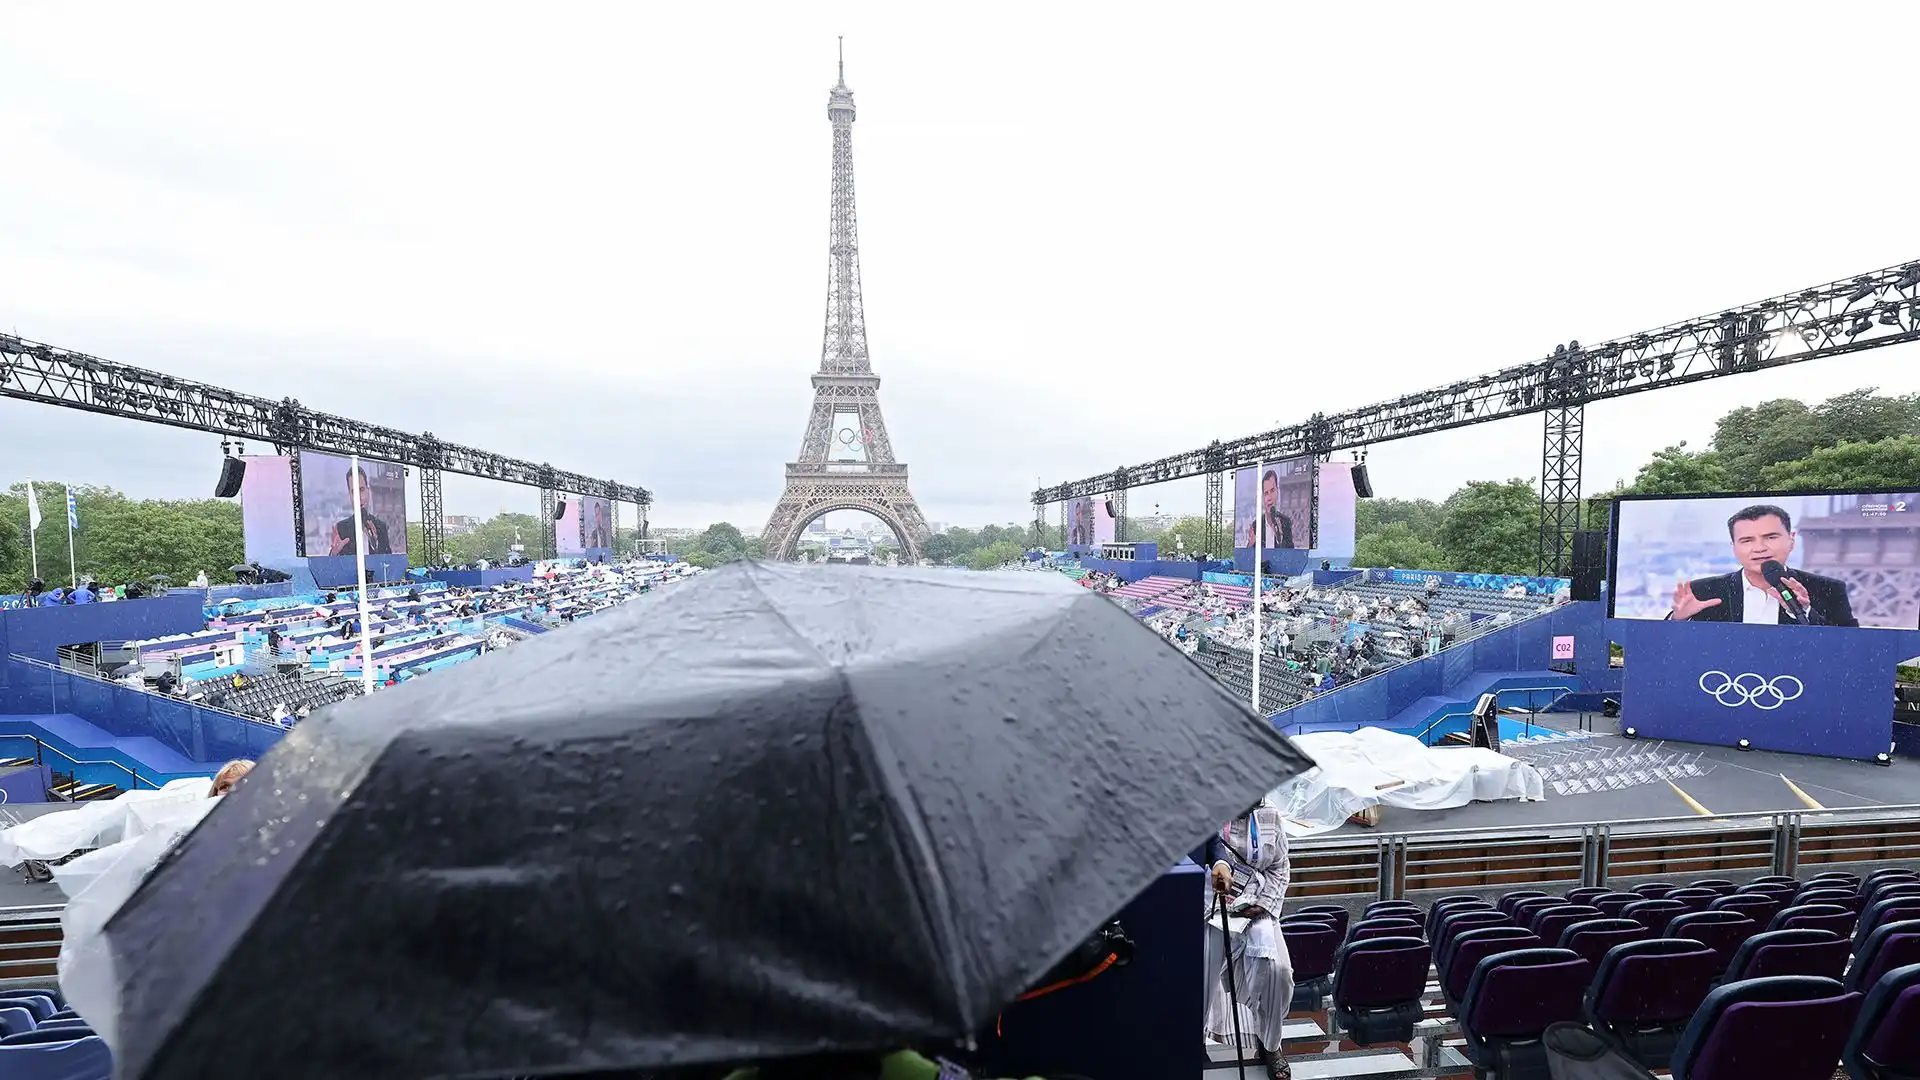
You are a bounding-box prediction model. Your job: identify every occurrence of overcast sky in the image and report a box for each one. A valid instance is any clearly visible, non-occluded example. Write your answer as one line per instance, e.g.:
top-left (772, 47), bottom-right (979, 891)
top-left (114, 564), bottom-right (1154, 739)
top-left (2, 3), bottom-right (1917, 533)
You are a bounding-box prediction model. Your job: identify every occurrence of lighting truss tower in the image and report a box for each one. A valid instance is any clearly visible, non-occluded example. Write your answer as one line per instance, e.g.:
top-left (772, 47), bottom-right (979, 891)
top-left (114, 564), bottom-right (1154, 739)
top-left (762, 45), bottom-right (931, 562)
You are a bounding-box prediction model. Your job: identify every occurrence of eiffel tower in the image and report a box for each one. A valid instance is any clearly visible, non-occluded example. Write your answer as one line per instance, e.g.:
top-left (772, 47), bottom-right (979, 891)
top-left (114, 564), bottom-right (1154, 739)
top-left (762, 44), bottom-right (931, 562)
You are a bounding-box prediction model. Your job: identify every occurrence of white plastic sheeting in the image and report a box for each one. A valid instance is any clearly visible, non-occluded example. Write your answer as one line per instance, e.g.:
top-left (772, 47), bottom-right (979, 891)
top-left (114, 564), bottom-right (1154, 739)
top-left (1270, 727), bottom-right (1544, 837)
top-left (0, 778), bottom-right (212, 867)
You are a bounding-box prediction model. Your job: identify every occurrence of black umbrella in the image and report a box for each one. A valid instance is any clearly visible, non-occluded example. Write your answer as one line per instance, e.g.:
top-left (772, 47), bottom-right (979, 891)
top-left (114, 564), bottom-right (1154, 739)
top-left (70, 562), bottom-right (1310, 1080)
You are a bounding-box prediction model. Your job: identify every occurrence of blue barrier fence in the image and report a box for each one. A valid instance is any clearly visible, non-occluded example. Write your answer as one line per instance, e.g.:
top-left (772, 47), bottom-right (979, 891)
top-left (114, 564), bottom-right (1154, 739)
top-left (1365, 567), bottom-right (1569, 596)
top-left (0, 655), bottom-right (286, 767)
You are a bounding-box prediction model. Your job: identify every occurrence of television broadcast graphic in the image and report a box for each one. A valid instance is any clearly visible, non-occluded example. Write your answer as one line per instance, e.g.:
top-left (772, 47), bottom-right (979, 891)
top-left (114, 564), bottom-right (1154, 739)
top-left (298, 452), bottom-right (408, 558)
top-left (580, 496), bottom-right (613, 555)
top-left (555, 498), bottom-right (585, 557)
top-left (1066, 496), bottom-right (1093, 546)
top-left (1611, 490), bottom-right (1920, 630)
top-left (1233, 457), bottom-right (1313, 550)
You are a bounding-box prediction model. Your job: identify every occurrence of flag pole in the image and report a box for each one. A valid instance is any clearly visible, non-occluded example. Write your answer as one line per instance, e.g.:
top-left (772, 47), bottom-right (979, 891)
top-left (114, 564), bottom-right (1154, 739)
top-left (349, 456), bottom-right (377, 694)
top-left (25, 482), bottom-right (40, 584)
top-left (1252, 464), bottom-right (1263, 716)
top-left (65, 488), bottom-right (78, 589)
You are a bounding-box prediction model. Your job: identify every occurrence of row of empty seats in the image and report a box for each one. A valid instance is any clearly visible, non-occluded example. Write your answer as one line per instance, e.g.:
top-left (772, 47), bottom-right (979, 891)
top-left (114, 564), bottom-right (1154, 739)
top-left (196, 668), bottom-right (364, 720)
top-left (0, 986), bottom-right (109, 1080)
top-left (1253, 867), bottom-right (1920, 1079)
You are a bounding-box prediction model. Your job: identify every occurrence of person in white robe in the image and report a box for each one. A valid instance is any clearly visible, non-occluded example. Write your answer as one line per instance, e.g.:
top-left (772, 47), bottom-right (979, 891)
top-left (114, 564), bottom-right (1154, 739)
top-left (1199, 799), bottom-right (1295, 1080)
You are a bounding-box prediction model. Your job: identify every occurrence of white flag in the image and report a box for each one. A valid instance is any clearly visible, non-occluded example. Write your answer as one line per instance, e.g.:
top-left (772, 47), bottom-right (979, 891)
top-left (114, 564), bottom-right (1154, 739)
top-left (25, 482), bottom-right (41, 533)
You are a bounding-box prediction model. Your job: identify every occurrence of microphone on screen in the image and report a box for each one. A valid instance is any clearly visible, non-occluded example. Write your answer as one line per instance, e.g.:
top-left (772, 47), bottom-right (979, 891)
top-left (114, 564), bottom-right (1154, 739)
top-left (1761, 559), bottom-right (1810, 623)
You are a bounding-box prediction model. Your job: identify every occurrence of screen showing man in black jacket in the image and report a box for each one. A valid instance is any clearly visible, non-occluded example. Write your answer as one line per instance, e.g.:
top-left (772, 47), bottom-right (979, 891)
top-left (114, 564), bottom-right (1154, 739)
top-left (1668, 504), bottom-right (1858, 627)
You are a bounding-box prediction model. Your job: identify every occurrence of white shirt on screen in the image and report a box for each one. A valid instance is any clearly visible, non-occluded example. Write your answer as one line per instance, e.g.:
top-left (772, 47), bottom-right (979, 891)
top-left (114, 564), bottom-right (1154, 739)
top-left (1742, 577), bottom-right (1779, 625)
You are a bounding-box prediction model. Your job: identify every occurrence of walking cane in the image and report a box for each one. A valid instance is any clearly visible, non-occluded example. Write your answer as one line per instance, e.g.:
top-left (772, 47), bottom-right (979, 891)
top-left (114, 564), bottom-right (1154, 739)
top-left (1216, 890), bottom-right (1250, 1080)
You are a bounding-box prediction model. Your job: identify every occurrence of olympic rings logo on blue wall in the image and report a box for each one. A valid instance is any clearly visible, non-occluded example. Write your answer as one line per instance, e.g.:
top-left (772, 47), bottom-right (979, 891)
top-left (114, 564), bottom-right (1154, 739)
top-left (1697, 671), bottom-right (1805, 710)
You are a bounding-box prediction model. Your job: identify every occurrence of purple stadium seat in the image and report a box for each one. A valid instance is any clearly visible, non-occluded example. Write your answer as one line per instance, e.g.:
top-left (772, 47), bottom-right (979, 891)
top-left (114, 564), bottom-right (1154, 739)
top-left (0, 996), bottom-right (55, 1023)
top-left (1557, 918), bottom-right (1649, 968)
top-left (1721, 928), bottom-right (1850, 983)
top-left (1767, 902), bottom-right (1856, 938)
top-left (1857, 898), bottom-right (1920, 949)
top-left (1440, 927), bottom-right (1540, 1006)
top-left (1749, 874), bottom-right (1800, 887)
top-left (1846, 920), bottom-right (1920, 995)
top-left (1631, 881), bottom-right (1677, 899)
top-left (1862, 877), bottom-right (1920, 910)
top-left (1426, 896), bottom-right (1493, 939)
top-left (1497, 889), bottom-right (1551, 917)
top-left (1280, 921), bottom-right (1340, 1011)
top-left (1435, 909), bottom-right (1511, 962)
top-left (1509, 895), bottom-right (1565, 924)
top-left (1669, 975), bottom-right (1860, 1080)
top-left (1348, 916), bottom-right (1421, 943)
top-left (1738, 882), bottom-right (1799, 909)
top-left (1792, 886), bottom-right (1857, 911)
top-left (1583, 938), bottom-right (1720, 1070)
top-left (1805, 870), bottom-right (1860, 889)
top-left (1564, 886), bottom-right (1611, 906)
top-left (1592, 892), bottom-right (1643, 918)
top-left (1665, 887), bottom-right (1720, 913)
top-left (1456, 947), bottom-right (1592, 1078)
top-left (0, 1033), bottom-right (112, 1080)
top-left (1330, 937), bottom-right (1430, 1046)
top-left (1293, 903), bottom-right (1349, 940)
top-left (1364, 900), bottom-right (1420, 921)
top-left (1665, 911), bottom-right (1757, 974)
top-left (0, 1008), bottom-right (32, 1038)
top-left (1686, 878), bottom-right (1737, 895)
top-left (1621, 898), bottom-right (1688, 935)
top-left (1528, 904), bottom-right (1602, 948)
top-left (1709, 892), bottom-right (1781, 927)
top-left (1845, 962), bottom-right (1920, 1080)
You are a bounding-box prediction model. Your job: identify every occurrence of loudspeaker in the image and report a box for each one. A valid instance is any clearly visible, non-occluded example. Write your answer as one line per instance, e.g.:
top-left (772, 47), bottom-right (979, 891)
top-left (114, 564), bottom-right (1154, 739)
top-left (214, 457), bottom-right (246, 498)
top-left (1352, 463), bottom-right (1373, 499)
top-left (1571, 530), bottom-right (1606, 601)
top-left (553, 500), bottom-right (568, 521)
top-left (1104, 499), bottom-right (1116, 519)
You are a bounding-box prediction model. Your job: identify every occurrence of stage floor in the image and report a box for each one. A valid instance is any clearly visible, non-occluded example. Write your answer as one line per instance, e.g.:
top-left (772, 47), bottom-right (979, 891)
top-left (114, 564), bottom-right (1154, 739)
top-left (1332, 713), bottom-right (1920, 836)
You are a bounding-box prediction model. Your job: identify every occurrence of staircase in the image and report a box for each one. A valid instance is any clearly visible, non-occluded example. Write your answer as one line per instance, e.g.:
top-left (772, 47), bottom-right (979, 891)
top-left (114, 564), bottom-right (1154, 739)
top-left (48, 770), bottom-right (121, 802)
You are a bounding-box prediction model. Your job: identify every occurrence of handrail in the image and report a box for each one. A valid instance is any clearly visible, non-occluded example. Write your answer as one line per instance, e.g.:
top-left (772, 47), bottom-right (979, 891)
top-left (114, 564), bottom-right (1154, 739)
top-left (0, 732), bottom-right (156, 791)
top-left (8, 653), bottom-right (275, 729)
top-left (1409, 684), bottom-right (1575, 745)
top-left (1293, 801), bottom-right (1920, 851)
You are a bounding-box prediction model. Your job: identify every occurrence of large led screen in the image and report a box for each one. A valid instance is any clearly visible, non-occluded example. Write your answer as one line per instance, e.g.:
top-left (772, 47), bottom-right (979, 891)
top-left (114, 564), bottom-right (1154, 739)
top-left (1233, 457), bottom-right (1313, 550)
top-left (298, 452), bottom-right (408, 557)
top-left (1610, 490), bottom-right (1920, 629)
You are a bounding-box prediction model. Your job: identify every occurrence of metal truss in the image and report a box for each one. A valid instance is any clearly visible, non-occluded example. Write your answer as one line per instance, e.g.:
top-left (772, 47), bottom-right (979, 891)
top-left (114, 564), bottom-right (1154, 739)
top-left (1032, 259), bottom-right (1920, 506)
top-left (1203, 443), bottom-right (1225, 559)
top-left (418, 465), bottom-right (445, 566)
top-left (1111, 484), bottom-right (1129, 543)
top-left (539, 485), bottom-right (558, 561)
top-left (1538, 403), bottom-right (1584, 576)
top-left (0, 333), bottom-right (652, 514)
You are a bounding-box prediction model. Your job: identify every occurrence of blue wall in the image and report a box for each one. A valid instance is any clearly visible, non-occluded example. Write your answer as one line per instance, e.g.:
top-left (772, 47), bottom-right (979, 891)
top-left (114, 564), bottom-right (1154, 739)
top-left (1269, 602), bottom-right (1614, 729)
top-left (306, 554), bottom-right (409, 588)
top-left (1078, 558), bottom-right (1214, 583)
top-left (429, 567), bottom-right (535, 588)
top-left (0, 593), bottom-right (208, 666)
top-left (1366, 566), bottom-right (1568, 596)
top-left (1233, 547), bottom-right (1311, 576)
top-left (0, 657), bottom-right (284, 769)
top-left (206, 583), bottom-right (296, 604)
top-left (1610, 618), bottom-right (1920, 762)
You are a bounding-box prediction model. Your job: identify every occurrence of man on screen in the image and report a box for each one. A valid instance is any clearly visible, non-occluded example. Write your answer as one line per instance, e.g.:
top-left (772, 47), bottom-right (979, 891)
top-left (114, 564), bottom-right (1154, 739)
top-left (587, 501), bottom-right (610, 550)
top-left (327, 465), bottom-right (397, 557)
top-left (1666, 503), bottom-right (1857, 627)
top-left (1242, 469), bottom-right (1296, 549)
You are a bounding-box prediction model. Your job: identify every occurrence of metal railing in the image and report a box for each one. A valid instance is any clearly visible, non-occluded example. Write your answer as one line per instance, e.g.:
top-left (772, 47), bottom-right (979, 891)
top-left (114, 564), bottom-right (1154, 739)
top-left (1409, 684), bottom-right (1574, 745)
top-left (0, 732), bottom-right (157, 792)
top-left (8, 654), bottom-right (272, 729)
top-left (1289, 802), bottom-right (1920, 901)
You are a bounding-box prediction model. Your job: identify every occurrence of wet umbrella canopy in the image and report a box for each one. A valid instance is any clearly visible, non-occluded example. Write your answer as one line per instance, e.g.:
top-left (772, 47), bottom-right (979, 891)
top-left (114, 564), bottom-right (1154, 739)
top-left (67, 562), bottom-right (1311, 1080)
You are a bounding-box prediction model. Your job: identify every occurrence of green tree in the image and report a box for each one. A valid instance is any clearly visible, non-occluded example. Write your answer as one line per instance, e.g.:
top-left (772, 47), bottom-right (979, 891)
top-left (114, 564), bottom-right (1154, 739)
top-left (1710, 398), bottom-right (1820, 488)
top-left (1353, 521), bottom-right (1447, 570)
top-left (965, 540), bottom-right (1024, 571)
top-left (1623, 443), bottom-right (1733, 495)
top-left (0, 483), bottom-right (244, 594)
top-left (922, 532), bottom-right (958, 564)
top-left (1356, 497), bottom-right (1444, 540)
top-left (1434, 479), bottom-right (1540, 576)
top-left (1154, 515), bottom-right (1213, 559)
top-left (1760, 436), bottom-right (1920, 490)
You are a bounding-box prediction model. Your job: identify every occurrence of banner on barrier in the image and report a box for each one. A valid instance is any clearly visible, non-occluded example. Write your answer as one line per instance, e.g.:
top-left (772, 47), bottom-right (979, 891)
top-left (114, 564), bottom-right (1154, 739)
top-left (1366, 567), bottom-right (1568, 595)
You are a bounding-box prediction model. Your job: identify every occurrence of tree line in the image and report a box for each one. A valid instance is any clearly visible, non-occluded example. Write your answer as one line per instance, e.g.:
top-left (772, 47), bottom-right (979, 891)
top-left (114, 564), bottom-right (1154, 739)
top-left (1352, 388), bottom-right (1920, 575)
top-left (4, 389), bottom-right (1910, 592)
